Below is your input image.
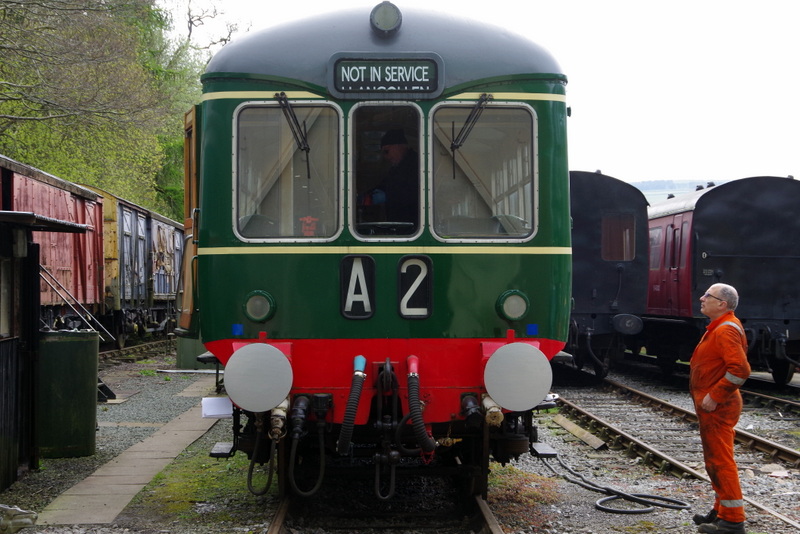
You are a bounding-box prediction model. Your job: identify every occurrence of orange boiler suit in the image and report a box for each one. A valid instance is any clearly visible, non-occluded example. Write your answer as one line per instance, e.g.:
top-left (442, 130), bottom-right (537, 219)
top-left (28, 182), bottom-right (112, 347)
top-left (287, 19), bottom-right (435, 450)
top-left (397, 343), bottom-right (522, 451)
top-left (689, 310), bottom-right (751, 524)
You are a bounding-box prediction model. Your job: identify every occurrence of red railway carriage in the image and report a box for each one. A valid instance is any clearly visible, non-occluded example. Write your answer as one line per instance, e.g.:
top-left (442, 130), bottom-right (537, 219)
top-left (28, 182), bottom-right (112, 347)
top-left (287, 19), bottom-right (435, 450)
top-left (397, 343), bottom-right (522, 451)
top-left (641, 176), bottom-right (800, 384)
top-left (1, 155), bottom-right (183, 346)
top-left (1, 155), bottom-right (104, 324)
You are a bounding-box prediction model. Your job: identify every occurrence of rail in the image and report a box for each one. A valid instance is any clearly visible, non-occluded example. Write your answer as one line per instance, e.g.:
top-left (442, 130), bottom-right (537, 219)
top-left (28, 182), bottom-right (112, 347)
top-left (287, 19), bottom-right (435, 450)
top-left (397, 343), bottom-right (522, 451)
top-left (602, 379), bottom-right (800, 468)
top-left (264, 491), bottom-right (504, 533)
top-left (556, 380), bottom-right (800, 530)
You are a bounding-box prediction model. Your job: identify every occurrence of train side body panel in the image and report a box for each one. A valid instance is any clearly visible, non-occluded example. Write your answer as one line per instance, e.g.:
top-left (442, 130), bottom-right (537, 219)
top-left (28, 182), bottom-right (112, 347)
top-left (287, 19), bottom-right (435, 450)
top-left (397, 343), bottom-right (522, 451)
top-left (10, 169), bottom-right (104, 311)
top-left (647, 210), bottom-right (695, 317)
top-left (83, 185), bottom-right (183, 312)
top-left (150, 217), bottom-right (183, 300)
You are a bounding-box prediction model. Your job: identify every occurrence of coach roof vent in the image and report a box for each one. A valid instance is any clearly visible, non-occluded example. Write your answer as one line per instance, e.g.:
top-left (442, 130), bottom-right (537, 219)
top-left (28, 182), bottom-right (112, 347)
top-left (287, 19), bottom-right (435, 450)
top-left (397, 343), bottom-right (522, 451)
top-left (370, 1), bottom-right (402, 36)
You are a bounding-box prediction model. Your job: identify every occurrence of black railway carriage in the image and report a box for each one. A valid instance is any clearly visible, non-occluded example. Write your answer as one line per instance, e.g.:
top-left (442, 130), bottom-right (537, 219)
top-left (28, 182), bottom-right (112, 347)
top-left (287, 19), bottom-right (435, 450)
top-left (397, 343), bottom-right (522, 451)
top-left (177, 3), bottom-right (572, 499)
top-left (642, 176), bottom-right (800, 385)
top-left (567, 171), bottom-right (649, 377)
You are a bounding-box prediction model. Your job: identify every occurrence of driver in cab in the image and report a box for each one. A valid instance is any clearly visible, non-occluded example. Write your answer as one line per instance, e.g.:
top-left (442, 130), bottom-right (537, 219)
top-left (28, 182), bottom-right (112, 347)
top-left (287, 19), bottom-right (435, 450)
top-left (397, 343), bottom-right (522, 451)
top-left (358, 129), bottom-right (419, 226)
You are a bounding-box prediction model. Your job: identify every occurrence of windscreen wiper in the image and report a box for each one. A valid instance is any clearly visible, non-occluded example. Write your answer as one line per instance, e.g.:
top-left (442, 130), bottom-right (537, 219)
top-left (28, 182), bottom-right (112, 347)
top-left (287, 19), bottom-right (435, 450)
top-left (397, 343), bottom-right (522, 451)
top-left (451, 93), bottom-right (492, 151)
top-left (450, 93), bottom-right (492, 180)
top-left (449, 93), bottom-right (492, 179)
top-left (276, 92), bottom-right (311, 179)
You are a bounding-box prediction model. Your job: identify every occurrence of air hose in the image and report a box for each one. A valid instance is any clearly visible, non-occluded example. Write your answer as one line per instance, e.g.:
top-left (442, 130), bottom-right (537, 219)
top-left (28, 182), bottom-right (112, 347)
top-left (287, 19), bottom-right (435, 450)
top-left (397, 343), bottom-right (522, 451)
top-left (287, 396), bottom-right (326, 496)
top-left (337, 355), bottom-right (367, 456)
top-left (584, 330), bottom-right (607, 374)
top-left (247, 413), bottom-right (278, 496)
top-left (406, 355), bottom-right (436, 453)
top-left (395, 412), bottom-right (421, 455)
top-left (541, 454), bottom-right (690, 514)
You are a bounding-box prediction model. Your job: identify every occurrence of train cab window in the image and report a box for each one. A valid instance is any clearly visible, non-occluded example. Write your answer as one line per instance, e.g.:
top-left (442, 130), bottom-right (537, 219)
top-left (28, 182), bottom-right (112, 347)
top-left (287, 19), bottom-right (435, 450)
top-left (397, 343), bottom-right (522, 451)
top-left (431, 104), bottom-right (534, 240)
top-left (234, 103), bottom-right (340, 240)
top-left (601, 213), bottom-right (635, 261)
top-left (352, 105), bottom-right (421, 238)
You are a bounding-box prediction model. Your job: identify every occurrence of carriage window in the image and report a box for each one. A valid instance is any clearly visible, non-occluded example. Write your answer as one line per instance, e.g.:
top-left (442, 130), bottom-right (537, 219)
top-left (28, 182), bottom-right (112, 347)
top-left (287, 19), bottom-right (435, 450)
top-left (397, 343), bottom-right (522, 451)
top-left (432, 105), bottom-right (534, 239)
top-left (352, 105), bottom-right (420, 237)
top-left (649, 226), bottom-right (663, 269)
top-left (601, 213), bottom-right (635, 261)
top-left (235, 104), bottom-right (339, 239)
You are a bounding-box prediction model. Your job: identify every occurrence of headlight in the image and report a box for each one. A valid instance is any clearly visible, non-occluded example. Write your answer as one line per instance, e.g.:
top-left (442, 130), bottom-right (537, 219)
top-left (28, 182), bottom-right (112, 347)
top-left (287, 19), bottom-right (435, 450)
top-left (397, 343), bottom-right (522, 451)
top-left (496, 290), bottom-right (529, 321)
top-left (243, 290), bottom-right (276, 322)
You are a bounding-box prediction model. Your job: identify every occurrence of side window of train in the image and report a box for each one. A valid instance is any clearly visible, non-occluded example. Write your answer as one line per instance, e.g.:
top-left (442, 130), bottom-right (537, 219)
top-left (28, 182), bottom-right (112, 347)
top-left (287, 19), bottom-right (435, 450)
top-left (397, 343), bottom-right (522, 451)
top-left (649, 226), bottom-right (663, 269)
top-left (431, 104), bottom-right (535, 240)
top-left (234, 103), bottom-right (340, 240)
top-left (352, 104), bottom-right (421, 238)
top-left (601, 213), bottom-right (635, 261)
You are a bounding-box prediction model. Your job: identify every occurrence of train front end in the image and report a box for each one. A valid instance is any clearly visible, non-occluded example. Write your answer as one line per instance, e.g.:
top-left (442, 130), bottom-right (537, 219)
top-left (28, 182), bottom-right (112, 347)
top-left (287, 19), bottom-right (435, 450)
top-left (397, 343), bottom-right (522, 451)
top-left (177, 3), bottom-right (571, 498)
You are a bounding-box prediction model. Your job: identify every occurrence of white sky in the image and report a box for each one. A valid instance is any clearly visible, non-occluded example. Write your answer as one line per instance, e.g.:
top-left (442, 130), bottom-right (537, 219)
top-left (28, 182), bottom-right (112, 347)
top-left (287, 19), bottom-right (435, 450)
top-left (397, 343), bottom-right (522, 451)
top-left (167, 0), bottom-right (800, 183)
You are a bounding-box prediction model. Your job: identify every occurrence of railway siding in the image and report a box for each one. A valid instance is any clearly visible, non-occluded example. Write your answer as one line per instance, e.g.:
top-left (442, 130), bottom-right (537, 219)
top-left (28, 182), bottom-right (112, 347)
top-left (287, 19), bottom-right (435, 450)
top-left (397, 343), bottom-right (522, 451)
top-left (548, 373), bottom-right (800, 531)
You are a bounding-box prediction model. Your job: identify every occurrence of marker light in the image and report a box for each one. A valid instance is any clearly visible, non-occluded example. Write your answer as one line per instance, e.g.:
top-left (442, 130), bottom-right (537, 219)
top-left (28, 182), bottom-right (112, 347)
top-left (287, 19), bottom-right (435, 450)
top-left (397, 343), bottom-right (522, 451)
top-left (243, 290), bottom-right (276, 322)
top-left (496, 290), bottom-right (530, 321)
top-left (370, 2), bottom-right (402, 36)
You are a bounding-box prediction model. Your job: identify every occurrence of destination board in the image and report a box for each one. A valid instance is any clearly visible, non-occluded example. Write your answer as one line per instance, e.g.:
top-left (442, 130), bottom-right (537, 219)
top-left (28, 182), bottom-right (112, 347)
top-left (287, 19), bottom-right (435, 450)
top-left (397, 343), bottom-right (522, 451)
top-left (329, 53), bottom-right (444, 99)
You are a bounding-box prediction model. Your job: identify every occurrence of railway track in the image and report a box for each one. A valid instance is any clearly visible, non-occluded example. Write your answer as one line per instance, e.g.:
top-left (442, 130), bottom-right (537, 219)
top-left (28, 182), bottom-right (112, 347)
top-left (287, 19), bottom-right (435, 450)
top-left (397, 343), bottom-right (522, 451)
top-left (99, 338), bottom-right (175, 362)
top-left (554, 378), bottom-right (800, 530)
top-left (265, 489), bottom-right (504, 534)
top-left (254, 454), bottom-right (505, 534)
top-left (616, 351), bottom-right (800, 393)
top-left (741, 387), bottom-right (800, 418)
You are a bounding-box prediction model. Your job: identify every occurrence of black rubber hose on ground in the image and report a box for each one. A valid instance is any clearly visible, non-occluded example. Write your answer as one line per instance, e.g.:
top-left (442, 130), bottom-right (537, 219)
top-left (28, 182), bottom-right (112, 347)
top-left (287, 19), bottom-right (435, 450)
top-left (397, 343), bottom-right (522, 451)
top-left (542, 455), bottom-right (689, 514)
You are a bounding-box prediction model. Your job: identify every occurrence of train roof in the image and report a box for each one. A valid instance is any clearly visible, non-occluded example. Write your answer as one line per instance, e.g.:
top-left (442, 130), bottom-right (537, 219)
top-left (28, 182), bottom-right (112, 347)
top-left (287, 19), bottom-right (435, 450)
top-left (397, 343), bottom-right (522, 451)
top-left (81, 184), bottom-right (183, 229)
top-left (647, 176), bottom-right (798, 219)
top-left (204, 4), bottom-right (566, 91)
top-left (570, 170), bottom-right (650, 207)
top-left (0, 153), bottom-right (101, 201)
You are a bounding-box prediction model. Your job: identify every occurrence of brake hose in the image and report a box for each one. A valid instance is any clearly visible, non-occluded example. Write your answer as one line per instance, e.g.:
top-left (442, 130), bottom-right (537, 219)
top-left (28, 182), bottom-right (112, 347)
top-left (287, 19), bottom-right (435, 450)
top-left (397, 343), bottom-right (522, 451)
top-left (247, 427), bottom-right (277, 495)
top-left (337, 355), bottom-right (366, 455)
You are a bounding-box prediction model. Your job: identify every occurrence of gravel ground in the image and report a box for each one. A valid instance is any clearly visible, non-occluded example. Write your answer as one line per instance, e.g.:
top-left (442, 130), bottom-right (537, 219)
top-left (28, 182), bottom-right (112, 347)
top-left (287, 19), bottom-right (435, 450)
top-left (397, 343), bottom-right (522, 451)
top-left (2, 354), bottom-right (798, 534)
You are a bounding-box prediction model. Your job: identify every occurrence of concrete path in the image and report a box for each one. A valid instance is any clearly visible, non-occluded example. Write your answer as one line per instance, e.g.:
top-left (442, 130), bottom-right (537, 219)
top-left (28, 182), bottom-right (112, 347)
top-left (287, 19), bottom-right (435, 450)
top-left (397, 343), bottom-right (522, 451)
top-left (36, 376), bottom-right (218, 525)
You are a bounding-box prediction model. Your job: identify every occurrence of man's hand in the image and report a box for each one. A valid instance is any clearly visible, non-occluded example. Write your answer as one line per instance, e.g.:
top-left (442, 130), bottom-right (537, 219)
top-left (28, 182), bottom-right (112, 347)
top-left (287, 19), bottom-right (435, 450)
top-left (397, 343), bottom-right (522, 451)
top-left (701, 393), bottom-right (718, 412)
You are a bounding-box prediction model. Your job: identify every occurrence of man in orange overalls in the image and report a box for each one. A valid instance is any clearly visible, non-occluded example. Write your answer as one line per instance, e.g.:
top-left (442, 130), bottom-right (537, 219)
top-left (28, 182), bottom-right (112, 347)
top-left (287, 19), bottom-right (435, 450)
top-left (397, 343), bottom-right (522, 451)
top-left (690, 283), bottom-right (750, 534)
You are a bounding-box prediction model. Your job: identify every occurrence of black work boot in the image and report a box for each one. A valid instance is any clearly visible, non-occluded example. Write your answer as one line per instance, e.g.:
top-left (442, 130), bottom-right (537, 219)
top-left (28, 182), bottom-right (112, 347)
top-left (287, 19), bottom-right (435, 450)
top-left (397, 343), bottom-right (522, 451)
top-left (692, 509), bottom-right (717, 525)
top-left (697, 519), bottom-right (746, 534)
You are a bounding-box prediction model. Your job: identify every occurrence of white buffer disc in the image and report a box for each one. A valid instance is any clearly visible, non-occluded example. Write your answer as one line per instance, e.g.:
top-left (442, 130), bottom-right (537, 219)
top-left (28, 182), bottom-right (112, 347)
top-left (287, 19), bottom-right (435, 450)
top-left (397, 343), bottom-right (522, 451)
top-left (483, 343), bottom-right (552, 412)
top-left (224, 343), bottom-right (293, 413)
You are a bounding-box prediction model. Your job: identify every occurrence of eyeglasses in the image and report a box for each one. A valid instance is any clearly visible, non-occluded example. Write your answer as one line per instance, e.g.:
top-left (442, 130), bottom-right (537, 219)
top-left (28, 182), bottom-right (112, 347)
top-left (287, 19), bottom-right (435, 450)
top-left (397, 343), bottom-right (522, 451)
top-left (702, 292), bottom-right (725, 303)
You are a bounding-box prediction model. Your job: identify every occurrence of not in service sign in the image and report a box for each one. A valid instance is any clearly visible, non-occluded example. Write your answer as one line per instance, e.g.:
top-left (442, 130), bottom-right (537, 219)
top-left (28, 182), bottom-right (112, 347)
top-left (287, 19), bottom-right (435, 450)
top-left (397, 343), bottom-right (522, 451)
top-left (330, 54), bottom-right (443, 99)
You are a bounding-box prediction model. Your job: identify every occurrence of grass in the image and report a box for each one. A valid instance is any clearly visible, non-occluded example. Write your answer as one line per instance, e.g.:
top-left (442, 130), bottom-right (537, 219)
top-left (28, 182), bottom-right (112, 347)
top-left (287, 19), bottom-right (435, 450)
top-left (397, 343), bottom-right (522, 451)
top-left (122, 426), bottom-right (276, 530)
top-left (486, 461), bottom-right (559, 531)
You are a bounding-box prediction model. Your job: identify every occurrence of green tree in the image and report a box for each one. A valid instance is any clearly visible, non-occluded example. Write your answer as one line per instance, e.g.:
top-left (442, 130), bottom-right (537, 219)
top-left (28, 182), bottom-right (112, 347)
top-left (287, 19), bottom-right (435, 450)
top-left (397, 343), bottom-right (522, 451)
top-left (0, 0), bottom-right (206, 220)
